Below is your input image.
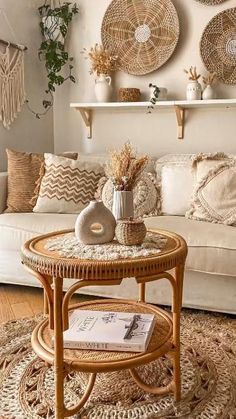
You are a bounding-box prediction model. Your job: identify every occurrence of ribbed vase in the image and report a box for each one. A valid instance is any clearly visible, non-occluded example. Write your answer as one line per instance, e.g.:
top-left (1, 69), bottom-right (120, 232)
top-left (112, 191), bottom-right (134, 220)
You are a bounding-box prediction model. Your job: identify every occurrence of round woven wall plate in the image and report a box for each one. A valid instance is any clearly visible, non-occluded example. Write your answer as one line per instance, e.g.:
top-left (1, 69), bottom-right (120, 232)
top-left (200, 8), bottom-right (236, 84)
top-left (195, 0), bottom-right (228, 5)
top-left (101, 0), bottom-right (180, 75)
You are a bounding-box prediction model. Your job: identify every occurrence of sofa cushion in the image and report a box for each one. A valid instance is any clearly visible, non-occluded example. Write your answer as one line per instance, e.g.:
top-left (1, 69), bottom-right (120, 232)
top-left (0, 213), bottom-right (77, 251)
top-left (155, 154), bottom-right (195, 216)
top-left (0, 213), bottom-right (235, 277)
top-left (33, 154), bottom-right (104, 214)
top-left (145, 216), bottom-right (236, 276)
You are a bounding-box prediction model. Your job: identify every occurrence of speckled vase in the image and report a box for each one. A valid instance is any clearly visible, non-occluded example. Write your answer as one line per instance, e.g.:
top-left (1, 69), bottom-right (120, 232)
top-left (75, 200), bottom-right (116, 245)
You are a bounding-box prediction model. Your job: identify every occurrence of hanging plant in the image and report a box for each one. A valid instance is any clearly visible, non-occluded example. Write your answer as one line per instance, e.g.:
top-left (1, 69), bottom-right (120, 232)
top-left (147, 83), bottom-right (160, 113)
top-left (26, 1), bottom-right (79, 118)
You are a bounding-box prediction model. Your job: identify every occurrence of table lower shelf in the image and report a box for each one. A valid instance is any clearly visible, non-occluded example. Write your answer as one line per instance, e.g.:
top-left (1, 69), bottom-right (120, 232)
top-left (32, 299), bottom-right (174, 373)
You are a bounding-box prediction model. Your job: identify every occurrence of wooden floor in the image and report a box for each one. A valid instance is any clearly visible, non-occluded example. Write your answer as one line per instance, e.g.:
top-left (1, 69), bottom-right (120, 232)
top-left (0, 284), bottom-right (83, 323)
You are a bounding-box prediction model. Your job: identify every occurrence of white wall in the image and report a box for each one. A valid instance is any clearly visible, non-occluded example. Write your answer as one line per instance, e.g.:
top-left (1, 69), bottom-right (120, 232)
top-left (0, 0), bottom-right (53, 171)
top-left (54, 0), bottom-right (236, 157)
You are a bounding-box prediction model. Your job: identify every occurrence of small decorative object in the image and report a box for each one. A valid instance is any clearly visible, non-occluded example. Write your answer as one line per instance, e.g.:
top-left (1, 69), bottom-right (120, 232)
top-left (26, 1), bottom-right (78, 119)
top-left (195, 0), bottom-right (227, 4)
top-left (202, 72), bottom-right (217, 99)
top-left (75, 200), bottom-right (116, 245)
top-left (118, 88), bottom-right (141, 102)
top-left (184, 66), bottom-right (202, 100)
top-left (95, 74), bottom-right (112, 102)
top-left (82, 43), bottom-right (118, 102)
top-left (148, 83), bottom-right (168, 112)
top-left (115, 218), bottom-right (147, 246)
top-left (112, 190), bottom-right (134, 220)
top-left (200, 8), bottom-right (236, 84)
top-left (101, 0), bottom-right (180, 76)
top-left (106, 142), bottom-right (148, 220)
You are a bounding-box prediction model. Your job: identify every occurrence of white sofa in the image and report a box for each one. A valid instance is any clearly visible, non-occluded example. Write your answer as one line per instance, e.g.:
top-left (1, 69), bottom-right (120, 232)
top-left (0, 155), bottom-right (236, 314)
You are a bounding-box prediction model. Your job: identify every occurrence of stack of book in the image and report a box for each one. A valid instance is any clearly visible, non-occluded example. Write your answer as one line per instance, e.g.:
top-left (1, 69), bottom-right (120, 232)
top-left (60, 309), bottom-right (155, 353)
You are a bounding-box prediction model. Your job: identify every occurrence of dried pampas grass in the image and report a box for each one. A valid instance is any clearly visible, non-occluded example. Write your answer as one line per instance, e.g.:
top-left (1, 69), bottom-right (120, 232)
top-left (106, 143), bottom-right (148, 191)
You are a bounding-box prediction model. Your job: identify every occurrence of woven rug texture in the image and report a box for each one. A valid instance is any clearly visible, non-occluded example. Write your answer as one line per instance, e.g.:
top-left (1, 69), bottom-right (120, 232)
top-left (0, 310), bottom-right (236, 419)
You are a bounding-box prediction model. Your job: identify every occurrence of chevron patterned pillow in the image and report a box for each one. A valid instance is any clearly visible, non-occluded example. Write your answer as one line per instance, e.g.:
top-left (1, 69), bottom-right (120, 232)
top-left (33, 153), bottom-right (104, 213)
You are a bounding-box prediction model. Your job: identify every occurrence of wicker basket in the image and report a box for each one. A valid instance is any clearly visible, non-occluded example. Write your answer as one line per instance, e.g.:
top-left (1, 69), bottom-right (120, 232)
top-left (115, 219), bottom-right (147, 246)
top-left (118, 88), bottom-right (141, 102)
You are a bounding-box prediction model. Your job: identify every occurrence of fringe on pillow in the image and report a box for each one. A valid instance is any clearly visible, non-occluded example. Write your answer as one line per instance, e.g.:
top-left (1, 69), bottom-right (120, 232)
top-left (191, 152), bottom-right (230, 169)
top-left (186, 159), bottom-right (236, 226)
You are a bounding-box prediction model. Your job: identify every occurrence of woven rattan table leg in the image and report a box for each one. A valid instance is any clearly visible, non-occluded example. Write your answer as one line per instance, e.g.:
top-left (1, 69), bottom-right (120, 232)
top-left (172, 264), bottom-right (184, 402)
top-left (53, 277), bottom-right (65, 419)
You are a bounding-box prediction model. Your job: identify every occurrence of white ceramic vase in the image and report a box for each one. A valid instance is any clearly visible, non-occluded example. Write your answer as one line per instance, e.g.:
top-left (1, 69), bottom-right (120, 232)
top-left (95, 74), bottom-right (112, 102)
top-left (112, 191), bottom-right (134, 220)
top-left (149, 86), bottom-right (168, 101)
top-left (186, 80), bottom-right (202, 101)
top-left (75, 200), bottom-right (116, 244)
top-left (202, 85), bottom-right (217, 100)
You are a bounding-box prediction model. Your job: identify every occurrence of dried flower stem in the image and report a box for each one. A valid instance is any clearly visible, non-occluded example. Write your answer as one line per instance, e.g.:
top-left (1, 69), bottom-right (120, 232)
top-left (184, 66), bottom-right (201, 81)
top-left (203, 72), bottom-right (217, 86)
top-left (82, 43), bottom-right (118, 76)
top-left (106, 142), bottom-right (148, 191)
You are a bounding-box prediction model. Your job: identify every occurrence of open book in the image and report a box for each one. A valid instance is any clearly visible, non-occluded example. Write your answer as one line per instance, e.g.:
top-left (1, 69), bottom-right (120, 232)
top-left (61, 309), bottom-right (155, 352)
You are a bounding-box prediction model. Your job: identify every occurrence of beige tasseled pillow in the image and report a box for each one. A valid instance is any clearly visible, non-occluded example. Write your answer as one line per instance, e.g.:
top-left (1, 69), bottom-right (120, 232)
top-left (186, 159), bottom-right (236, 226)
top-left (5, 149), bottom-right (78, 213)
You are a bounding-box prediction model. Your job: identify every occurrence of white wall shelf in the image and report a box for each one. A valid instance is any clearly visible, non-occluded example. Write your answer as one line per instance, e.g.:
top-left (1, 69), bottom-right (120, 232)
top-left (70, 99), bottom-right (236, 140)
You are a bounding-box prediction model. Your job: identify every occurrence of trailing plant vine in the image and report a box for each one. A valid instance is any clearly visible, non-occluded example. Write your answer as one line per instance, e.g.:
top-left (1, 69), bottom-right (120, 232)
top-left (26, 1), bottom-right (78, 118)
top-left (147, 83), bottom-right (160, 113)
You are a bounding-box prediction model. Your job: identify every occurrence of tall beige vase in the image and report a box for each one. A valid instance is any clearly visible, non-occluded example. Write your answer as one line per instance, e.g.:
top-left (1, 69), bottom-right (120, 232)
top-left (75, 200), bottom-right (116, 244)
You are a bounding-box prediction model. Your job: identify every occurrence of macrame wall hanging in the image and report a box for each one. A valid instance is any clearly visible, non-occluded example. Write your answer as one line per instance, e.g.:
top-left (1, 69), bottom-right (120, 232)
top-left (0, 9), bottom-right (27, 129)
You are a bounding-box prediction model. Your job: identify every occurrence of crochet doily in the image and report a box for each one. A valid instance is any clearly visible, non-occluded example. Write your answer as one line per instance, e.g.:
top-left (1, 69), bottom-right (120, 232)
top-left (44, 232), bottom-right (167, 260)
top-left (0, 311), bottom-right (236, 418)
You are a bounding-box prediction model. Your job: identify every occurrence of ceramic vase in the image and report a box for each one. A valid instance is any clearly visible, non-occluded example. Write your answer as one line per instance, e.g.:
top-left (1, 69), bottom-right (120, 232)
top-left (202, 85), bottom-right (217, 100)
top-left (112, 191), bottom-right (134, 220)
top-left (186, 80), bottom-right (202, 101)
top-left (149, 86), bottom-right (168, 101)
top-left (95, 74), bottom-right (112, 102)
top-left (75, 200), bottom-right (116, 244)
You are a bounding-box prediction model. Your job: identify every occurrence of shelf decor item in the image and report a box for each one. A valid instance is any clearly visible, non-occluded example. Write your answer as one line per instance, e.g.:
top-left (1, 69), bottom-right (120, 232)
top-left (118, 88), bottom-right (141, 102)
top-left (105, 142), bottom-right (148, 220)
top-left (195, 0), bottom-right (228, 4)
top-left (200, 8), bottom-right (236, 85)
top-left (115, 218), bottom-right (147, 246)
top-left (82, 44), bottom-right (118, 102)
top-left (202, 72), bottom-right (217, 99)
top-left (75, 200), bottom-right (116, 245)
top-left (184, 67), bottom-right (202, 100)
top-left (101, 0), bottom-right (180, 76)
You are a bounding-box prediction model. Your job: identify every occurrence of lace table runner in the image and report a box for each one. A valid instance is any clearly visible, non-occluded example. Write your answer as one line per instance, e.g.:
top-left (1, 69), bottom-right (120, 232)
top-left (44, 232), bottom-right (167, 260)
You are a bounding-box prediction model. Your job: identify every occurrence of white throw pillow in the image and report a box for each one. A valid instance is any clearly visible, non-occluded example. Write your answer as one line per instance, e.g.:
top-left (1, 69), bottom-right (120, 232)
top-left (33, 153), bottom-right (104, 214)
top-left (161, 165), bottom-right (194, 215)
top-left (155, 154), bottom-right (195, 215)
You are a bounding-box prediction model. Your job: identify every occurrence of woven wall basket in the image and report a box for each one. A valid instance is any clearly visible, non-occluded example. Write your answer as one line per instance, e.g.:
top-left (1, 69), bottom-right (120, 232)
top-left (200, 8), bottom-right (236, 84)
top-left (101, 0), bottom-right (180, 76)
top-left (195, 0), bottom-right (228, 5)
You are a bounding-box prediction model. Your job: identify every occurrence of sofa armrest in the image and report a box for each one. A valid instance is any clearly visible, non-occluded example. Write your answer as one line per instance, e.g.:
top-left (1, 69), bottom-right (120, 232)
top-left (0, 172), bottom-right (7, 213)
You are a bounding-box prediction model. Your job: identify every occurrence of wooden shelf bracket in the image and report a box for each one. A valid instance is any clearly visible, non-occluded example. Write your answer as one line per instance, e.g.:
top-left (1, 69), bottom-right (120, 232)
top-left (77, 108), bottom-right (92, 138)
top-left (174, 106), bottom-right (185, 140)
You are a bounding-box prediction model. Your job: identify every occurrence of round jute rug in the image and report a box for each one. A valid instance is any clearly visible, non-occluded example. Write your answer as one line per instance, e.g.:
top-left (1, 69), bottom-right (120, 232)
top-left (0, 311), bottom-right (236, 419)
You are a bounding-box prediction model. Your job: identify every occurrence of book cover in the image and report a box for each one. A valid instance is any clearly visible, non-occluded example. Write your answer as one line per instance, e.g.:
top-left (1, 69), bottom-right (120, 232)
top-left (60, 310), bottom-right (155, 352)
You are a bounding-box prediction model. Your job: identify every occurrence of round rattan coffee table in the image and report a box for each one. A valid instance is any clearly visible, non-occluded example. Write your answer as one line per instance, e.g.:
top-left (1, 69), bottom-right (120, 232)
top-left (21, 228), bottom-right (187, 419)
